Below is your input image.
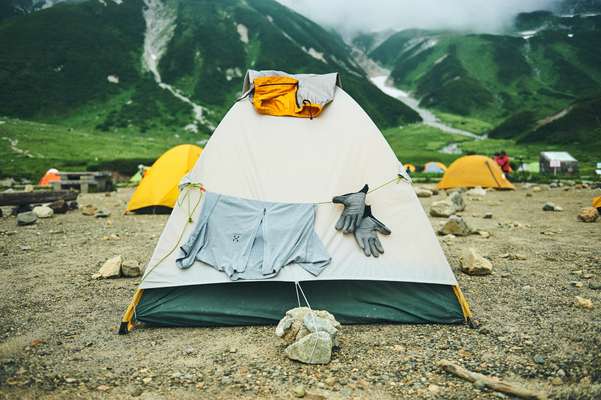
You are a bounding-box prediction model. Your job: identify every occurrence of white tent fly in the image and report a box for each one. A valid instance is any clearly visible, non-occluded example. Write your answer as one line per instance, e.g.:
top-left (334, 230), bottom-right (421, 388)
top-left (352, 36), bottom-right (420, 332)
top-left (119, 71), bottom-right (472, 332)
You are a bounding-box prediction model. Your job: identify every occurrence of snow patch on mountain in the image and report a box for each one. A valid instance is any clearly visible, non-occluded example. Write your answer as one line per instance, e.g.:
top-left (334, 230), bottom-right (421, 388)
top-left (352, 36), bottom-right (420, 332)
top-left (142, 0), bottom-right (210, 131)
top-left (236, 24), bottom-right (249, 44)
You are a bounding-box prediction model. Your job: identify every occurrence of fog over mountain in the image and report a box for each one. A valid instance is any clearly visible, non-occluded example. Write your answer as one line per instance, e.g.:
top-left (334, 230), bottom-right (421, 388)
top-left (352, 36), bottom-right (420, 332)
top-left (277, 0), bottom-right (561, 37)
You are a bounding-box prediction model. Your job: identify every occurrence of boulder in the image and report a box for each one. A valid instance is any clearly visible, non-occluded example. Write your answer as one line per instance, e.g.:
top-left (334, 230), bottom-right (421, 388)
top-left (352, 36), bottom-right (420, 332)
top-left (16, 211), bottom-right (37, 226)
top-left (285, 332), bottom-right (332, 364)
top-left (303, 314), bottom-right (339, 346)
top-left (438, 215), bottom-right (472, 236)
top-left (276, 307), bottom-right (340, 345)
top-left (466, 187), bottom-right (486, 197)
top-left (32, 205), bottom-right (54, 219)
top-left (577, 207), bottom-right (599, 223)
top-left (461, 248), bottom-right (493, 276)
top-left (415, 188), bottom-right (433, 198)
top-left (449, 191), bottom-right (465, 211)
top-left (121, 260), bottom-right (142, 277)
top-left (93, 255), bottom-right (122, 279)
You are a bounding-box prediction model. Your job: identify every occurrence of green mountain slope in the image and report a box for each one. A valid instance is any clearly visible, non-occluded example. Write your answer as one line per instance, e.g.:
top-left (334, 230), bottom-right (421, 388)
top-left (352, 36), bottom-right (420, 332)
top-left (366, 11), bottom-right (601, 148)
top-left (0, 0), bottom-right (418, 137)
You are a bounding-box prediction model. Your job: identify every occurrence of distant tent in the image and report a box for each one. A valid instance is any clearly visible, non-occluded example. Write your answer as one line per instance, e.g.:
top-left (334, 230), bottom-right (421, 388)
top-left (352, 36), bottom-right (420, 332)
top-left (126, 145), bottom-right (202, 213)
top-left (438, 155), bottom-right (514, 190)
top-left (423, 161), bottom-right (446, 174)
top-left (39, 168), bottom-right (61, 186)
top-left (404, 163), bottom-right (416, 173)
top-left (593, 196), bottom-right (601, 211)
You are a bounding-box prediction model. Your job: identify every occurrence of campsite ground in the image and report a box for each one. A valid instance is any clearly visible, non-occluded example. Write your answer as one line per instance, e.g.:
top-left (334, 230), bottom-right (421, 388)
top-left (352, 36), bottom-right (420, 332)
top-left (0, 185), bottom-right (600, 399)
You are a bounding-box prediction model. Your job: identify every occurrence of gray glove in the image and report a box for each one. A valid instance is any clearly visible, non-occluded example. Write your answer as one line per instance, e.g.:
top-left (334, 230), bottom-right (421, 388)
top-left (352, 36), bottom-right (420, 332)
top-left (332, 184), bottom-right (368, 233)
top-left (354, 206), bottom-right (391, 257)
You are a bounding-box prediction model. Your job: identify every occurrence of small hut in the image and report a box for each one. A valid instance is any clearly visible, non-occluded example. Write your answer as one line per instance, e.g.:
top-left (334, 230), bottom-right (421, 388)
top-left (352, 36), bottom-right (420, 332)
top-left (539, 152), bottom-right (578, 175)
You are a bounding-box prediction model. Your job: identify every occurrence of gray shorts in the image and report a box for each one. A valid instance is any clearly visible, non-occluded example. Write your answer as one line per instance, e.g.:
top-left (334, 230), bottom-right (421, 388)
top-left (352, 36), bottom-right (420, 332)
top-left (176, 192), bottom-right (331, 280)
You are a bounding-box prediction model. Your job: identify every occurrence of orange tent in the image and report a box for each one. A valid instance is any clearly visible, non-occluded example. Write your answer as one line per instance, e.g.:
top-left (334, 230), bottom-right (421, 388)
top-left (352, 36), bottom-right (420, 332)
top-left (593, 196), bottom-right (601, 210)
top-left (39, 168), bottom-right (61, 186)
top-left (437, 155), bottom-right (514, 190)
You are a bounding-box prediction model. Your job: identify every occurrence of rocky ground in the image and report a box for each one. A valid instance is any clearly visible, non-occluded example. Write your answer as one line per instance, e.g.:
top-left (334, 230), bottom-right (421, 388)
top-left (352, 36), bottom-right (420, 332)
top-left (0, 184), bottom-right (600, 399)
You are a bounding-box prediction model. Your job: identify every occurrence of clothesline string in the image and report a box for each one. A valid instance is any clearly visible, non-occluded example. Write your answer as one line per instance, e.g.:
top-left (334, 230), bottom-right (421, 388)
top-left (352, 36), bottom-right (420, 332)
top-left (140, 174), bottom-right (407, 281)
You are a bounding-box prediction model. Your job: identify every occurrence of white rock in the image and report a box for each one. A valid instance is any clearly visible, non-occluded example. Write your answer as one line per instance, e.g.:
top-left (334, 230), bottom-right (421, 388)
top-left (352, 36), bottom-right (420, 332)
top-left (430, 199), bottom-right (456, 217)
top-left (449, 191), bottom-right (465, 211)
top-left (466, 187), bottom-right (487, 197)
top-left (121, 260), bottom-right (141, 277)
top-left (438, 215), bottom-right (472, 236)
top-left (95, 255), bottom-right (122, 278)
top-left (461, 248), bottom-right (493, 276)
top-left (285, 332), bottom-right (332, 364)
top-left (415, 187), bottom-right (433, 198)
top-left (32, 205), bottom-right (54, 218)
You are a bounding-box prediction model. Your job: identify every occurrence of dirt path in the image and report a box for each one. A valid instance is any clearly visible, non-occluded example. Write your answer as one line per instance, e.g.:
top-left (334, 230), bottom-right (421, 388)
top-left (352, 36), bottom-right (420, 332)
top-left (1, 185), bottom-right (600, 399)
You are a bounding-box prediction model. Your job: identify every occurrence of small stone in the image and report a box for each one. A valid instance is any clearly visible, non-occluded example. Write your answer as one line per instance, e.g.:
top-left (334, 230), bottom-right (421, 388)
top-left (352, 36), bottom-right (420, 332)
top-left (183, 346), bottom-right (194, 355)
top-left (228, 347), bottom-right (237, 353)
top-left (477, 231), bottom-right (490, 238)
top-left (449, 191), bottom-right (465, 211)
top-left (65, 378), bottom-right (77, 383)
top-left (438, 215), bottom-right (472, 236)
top-left (32, 205), bottom-right (53, 218)
top-left (81, 204), bottom-right (97, 216)
top-left (483, 212), bottom-right (493, 219)
top-left (542, 202), bottom-right (561, 212)
top-left (325, 377), bottom-right (336, 387)
top-left (532, 186), bottom-right (542, 192)
top-left (551, 377), bottom-right (563, 386)
top-left (427, 384), bottom-right (442, 394)
top-left (583, 273), bottom-right (593, 279)
top-left (95, 209), bottom-right (111, 218)
top-left (95, 255), bottom-right (122, 279)
top-left (577, 207), bottom-right (599, 223)
top-left (557, 369), bottom-right (566, 377)
top-left (142, 377), bottom-right (152, 384)
top-left (121, 260), bottom-right (142, 277)
top-left (430, 199), bottom-right (456, 218)
top-left (97, 384), bottom-right (110, 391)
top-left (575, 296), bottom-right (593, 309)
top-left (16, 211), bottom-right (37, 226)
top-left (24, 184), bottom-right (34, 192)
top-left (415, 188), bottom-right (433, 198)
top-left (461, 248), bottom-right (493, 276)
top-left (48, 199), bottom-right (69, 214)
top-left (533, 354), bottom-right (545, 364)
top-left (526, 193), bottom-right (533, 197)
top-left (466, 187), bottom-right (486, 197)
top-left (293, 385), bottom-right (305, 398)
top-left (570, 281), bottom-right (583, 288)
top-left (285, 332), bottom-right (332, 364)
top-left (588, 282), bottom-right (601, 290)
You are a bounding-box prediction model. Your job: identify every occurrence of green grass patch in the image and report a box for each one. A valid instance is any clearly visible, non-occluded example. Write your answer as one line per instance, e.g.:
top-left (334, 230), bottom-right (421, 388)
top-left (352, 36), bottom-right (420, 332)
top-left (433, 112), bottom-right (494, 135)
top-left (0, 118), bottom-right (208, 180)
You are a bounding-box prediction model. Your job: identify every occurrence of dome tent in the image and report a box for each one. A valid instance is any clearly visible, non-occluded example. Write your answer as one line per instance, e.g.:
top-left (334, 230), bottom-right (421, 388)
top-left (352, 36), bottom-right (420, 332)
top-left (119, 70), bottom-right (472, 333)
top-left (423, 161), bottom-right (446, 174)
top-left (126, 144), bottom-right (202, 213)
top-left (438, 155), bottom-right (514, 190)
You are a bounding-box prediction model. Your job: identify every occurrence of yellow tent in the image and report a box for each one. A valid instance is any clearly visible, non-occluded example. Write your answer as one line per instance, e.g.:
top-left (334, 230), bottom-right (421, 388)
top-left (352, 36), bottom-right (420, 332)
top-left (423, 161), bottom-right (447, 174)
top-left (593, 196), bottom-right (601, 209)
top-left (437, 155), bottom-right (514, 190)
top-left (404, 163), bottom-right (416, 173)
top-left (126, 144), bottom-right (202, 213)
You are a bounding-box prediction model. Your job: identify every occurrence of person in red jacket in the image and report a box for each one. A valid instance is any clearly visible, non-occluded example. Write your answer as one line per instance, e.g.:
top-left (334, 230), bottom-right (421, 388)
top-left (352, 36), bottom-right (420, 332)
top-left (496, 151), bottom-right (512, 178)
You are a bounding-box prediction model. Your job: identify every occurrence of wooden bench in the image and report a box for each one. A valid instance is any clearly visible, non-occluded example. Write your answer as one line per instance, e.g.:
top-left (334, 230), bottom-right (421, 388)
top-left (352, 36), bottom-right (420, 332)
top-left (51, 171), bottom-right (113, 193)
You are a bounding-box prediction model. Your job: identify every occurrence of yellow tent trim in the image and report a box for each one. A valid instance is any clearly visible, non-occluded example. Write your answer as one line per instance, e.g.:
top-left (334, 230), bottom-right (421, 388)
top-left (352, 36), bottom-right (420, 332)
top-left (593, 196), bottom-right (601, 209)
top-left (452, 285), bottom-right (472, 321)
top-left (252, 76), bottom-right (323, 118)
top-left (119, 289), bottom-right (144, 334)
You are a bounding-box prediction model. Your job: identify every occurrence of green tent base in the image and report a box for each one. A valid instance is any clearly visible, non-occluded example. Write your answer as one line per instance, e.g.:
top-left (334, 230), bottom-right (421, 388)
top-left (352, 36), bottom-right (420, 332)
top-left (134, 280), bottom-right (466, 327)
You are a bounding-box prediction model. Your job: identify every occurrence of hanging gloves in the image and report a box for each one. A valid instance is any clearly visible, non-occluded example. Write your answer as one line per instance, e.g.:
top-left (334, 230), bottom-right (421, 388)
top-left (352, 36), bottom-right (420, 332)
top-left (354, 206), bottom-right (391, 257)
top-left (332, 184), bottom-right (368, 233)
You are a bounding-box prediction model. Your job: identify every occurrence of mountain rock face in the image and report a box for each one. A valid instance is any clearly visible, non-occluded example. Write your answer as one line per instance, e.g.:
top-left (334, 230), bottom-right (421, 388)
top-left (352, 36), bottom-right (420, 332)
top-left (0, 0), bottom-right (419, 135)
top-left (365, 9), bottom-right (601, 148)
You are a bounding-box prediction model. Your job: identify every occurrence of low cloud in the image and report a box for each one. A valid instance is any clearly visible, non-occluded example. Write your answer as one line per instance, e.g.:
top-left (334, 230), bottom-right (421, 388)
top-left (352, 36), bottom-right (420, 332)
top-left (277, 0), bottom-right (560, 37)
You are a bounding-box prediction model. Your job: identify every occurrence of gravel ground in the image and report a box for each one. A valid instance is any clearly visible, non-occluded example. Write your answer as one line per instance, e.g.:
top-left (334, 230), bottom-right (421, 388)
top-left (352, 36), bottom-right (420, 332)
top-left (1, 185), bottom-right (600, 399)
